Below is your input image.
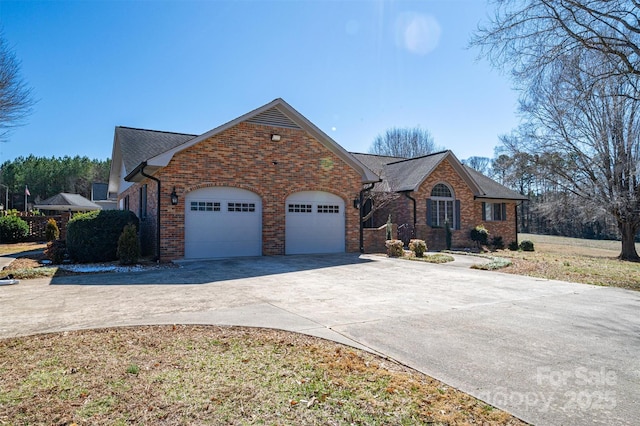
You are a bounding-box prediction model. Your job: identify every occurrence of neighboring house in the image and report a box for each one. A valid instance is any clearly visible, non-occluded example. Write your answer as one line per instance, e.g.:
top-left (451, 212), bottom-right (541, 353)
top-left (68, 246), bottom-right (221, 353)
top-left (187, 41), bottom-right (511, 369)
top-left (91, 182), bottom-right (117, 210)
top-left (35, 192), bottom-right (102, 214)
top-left (352, 151), bottom-right (528, 250)
top-left (108, 98), bottom-right (379, 261)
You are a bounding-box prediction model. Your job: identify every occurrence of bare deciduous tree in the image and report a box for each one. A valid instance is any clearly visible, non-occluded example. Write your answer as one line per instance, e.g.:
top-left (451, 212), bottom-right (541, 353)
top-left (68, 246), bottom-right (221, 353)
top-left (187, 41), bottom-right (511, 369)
top-left (506, 49), bottom-right (640, 261)
top-left (0, 34), bottom-right (33, 139)
top-left (369, 127), bottom-right (441, 158)
top-left (462, 156), bottom-right (492, 175)
top-left (473, 0), bottom-right (640, 88)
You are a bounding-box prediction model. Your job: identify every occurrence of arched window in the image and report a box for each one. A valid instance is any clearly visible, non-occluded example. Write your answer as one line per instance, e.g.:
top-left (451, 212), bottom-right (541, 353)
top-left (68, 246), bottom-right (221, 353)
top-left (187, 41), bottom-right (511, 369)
top-left (428, 183), bottom-right (457, 228)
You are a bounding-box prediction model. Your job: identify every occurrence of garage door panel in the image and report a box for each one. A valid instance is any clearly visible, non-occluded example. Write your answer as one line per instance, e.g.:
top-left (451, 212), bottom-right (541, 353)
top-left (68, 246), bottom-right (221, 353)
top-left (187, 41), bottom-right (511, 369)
top-left (285, 191), bottom-right (345, 255)
top-left (185, 188), bottom-right (261, 259)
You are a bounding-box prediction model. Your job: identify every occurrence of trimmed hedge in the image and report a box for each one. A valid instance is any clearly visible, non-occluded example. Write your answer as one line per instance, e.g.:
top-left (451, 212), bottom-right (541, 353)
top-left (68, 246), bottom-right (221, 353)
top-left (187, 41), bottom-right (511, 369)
top-left (66, 210), bottom-right (139, 263)
top-left (0, 215), bottom-right (29, 243)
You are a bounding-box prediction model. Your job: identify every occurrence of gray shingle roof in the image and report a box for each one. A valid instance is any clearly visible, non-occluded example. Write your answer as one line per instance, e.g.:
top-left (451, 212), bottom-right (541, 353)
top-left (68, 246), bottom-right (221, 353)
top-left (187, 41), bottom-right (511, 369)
top-left (36, 193), bottom-right (101, 211)
top-left (384, 152), bottom-right (450, 192)
top-left (350, 153), bottom-right (405, 176)
top-left (116, 127), bottom-right (196, 174)
top-left (352, 151), bottom-right (528, 201)
top-left (464, 165), bottom-right (529, 200)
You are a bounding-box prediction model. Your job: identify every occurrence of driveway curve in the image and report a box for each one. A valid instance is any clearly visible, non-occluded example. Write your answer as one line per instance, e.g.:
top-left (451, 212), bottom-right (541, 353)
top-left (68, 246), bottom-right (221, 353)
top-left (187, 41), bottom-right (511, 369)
top-left (1, 253), bottom-right (638, 425)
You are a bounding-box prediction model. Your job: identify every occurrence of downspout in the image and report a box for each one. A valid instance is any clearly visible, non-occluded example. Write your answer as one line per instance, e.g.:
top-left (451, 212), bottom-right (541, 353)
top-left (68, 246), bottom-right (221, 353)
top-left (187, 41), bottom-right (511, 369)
top-left (359, 182), bottom-right (377, 253)
top-left (515, 201), bottom-right (521, 246)
top-left (401, 190), bottom-right (417, 229)
top-left (139, 162), bottom-right (161, 262)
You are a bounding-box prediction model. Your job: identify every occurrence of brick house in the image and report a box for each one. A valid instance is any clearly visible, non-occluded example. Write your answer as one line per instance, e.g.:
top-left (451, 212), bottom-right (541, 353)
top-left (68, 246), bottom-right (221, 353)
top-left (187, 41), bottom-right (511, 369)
top-left (353, 151), bottom-right (528, 250)
top-left (108, 98), bottom-right (379, 261)
top-left (108, 98), bottom-right (526, 260)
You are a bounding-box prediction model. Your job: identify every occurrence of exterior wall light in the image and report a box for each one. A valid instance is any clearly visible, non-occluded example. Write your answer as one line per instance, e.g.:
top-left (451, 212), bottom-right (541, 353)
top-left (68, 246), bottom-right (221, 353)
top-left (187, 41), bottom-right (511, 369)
top-left (271, 134), bottom-right (281, 142)
top-left (170, 187), bottom-right (179, 205)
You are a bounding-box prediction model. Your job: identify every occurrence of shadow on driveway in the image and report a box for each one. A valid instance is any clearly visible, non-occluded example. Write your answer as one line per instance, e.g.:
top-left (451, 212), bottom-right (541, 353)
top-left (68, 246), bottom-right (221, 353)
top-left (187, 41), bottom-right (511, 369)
top-left (49, 253), bottom-right (375, 286)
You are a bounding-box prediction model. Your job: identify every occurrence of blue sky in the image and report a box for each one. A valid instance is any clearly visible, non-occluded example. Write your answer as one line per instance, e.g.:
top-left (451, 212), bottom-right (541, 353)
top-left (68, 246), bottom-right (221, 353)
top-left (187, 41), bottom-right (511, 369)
top-left (0, 0), bottom-right (519, 165)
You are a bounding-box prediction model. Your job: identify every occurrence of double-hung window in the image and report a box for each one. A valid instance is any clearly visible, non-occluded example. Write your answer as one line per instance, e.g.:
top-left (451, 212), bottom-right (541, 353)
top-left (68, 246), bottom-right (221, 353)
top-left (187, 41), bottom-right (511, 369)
top-left (483, 202), bottom-right (507, 221)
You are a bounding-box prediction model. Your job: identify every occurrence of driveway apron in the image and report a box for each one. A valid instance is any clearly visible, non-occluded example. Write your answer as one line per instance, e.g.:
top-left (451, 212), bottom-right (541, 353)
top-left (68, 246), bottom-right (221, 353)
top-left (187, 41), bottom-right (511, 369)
top-left (0, 253), bottom-right (638, 425)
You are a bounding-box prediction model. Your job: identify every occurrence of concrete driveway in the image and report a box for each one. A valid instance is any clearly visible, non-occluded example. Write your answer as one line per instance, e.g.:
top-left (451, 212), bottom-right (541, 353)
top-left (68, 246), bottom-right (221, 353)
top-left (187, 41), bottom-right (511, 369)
top-left (1, 253), bottom-right (638, 425)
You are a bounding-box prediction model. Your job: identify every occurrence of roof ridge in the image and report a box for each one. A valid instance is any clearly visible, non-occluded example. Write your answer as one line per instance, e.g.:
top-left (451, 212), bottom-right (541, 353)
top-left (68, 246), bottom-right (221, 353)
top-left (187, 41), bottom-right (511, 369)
top-left (350, 152), bottom-right (405, 158)
top-left (386, 150), bottom-right (450, 165)
top-left (117, 126), bottom-right (198, 137)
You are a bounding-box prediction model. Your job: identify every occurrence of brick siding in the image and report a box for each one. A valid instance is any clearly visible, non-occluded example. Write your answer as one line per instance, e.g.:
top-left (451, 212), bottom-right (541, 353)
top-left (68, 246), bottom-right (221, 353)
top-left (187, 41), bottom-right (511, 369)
top-left (367, 158), bottom-right (518, 250)
top-left (119, 122), bottom-right (364, 260)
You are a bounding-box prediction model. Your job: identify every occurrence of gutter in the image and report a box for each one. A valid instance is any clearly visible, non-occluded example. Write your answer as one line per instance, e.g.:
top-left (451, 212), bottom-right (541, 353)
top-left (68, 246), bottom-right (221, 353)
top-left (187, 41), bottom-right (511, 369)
top-left (359, 181), bottom-right (379, 253)
top-left (139, 162), bottom-right (161, 262)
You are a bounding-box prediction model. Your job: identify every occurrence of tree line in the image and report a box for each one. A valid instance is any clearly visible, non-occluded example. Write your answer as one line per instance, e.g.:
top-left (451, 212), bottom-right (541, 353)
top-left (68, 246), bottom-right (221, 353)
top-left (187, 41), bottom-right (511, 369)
top-left (0, 155), bottom-right (111, 210)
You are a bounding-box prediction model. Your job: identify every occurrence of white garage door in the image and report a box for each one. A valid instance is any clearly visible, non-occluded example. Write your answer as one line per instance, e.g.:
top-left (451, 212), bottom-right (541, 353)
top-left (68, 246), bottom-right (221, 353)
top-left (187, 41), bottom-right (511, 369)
top-left (185, 187), bottom-right (261, 259)
top-left (285, 191), bottom-right (345, 255)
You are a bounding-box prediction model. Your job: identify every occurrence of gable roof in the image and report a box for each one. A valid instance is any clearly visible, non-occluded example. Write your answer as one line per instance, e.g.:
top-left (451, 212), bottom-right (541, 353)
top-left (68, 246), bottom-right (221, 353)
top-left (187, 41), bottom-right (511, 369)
top-left (352, 151), bottom-right (528, 201)
top-left (108, 127), bottom-right (197, 192)
top-left (464, 165), bottom-right (528, 201)
top-left (35, 193), bottom-right (101, 211)
top-left (110, 98), bottom-right (379, 190)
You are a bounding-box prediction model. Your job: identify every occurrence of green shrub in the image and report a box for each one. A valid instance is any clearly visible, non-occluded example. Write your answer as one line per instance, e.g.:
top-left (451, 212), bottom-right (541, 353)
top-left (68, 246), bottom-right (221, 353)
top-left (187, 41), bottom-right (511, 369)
top-left (491, 236), bottom-right (505, 250)
top-left (508, 240), bottom-right (519, 251)
top-left (0, 215), bottom-right (29, 243)
top-left (44, 239), bottom-right (67, 264)
top-left (66, 210), bottom-right (139, 263)
top-left (45, 218), bottom-right (60, 242)
top-left (519, 240), bottom-right (535, 252)
top-left (117, 223), bottom-right (140, 265)
top-left (470, 225), bottom-right (489, 248)
top-left (409, 239), bottom-right (427, 257)
top-left (385, 239), bottom-right (404, 257)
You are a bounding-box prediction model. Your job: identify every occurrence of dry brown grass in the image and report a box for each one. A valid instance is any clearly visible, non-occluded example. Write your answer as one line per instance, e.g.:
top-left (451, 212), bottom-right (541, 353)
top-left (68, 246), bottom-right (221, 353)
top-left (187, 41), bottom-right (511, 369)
top-left (0, 242), bottom-right (47, 256)
top-left (498, 234), bottom-right (640, 290)
top-left (0, 325), bottom-right (526, 425)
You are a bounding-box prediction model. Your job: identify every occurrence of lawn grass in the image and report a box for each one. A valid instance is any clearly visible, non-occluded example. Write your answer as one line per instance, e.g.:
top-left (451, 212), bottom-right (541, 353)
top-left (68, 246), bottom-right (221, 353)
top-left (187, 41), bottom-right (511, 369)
top-left (498, 233), bottom-right (640, 290)
top-left (0, 242), bottom-right (47, 256)
top-left (0, 325), bottom-right (525, 425)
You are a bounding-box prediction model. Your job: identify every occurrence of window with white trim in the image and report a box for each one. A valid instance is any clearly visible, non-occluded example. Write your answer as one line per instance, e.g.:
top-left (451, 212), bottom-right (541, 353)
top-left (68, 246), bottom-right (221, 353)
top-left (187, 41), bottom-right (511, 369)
top-left (430, 183), bottom-right (455, 228)
top-left (484, 202), bottom-right (507, 221)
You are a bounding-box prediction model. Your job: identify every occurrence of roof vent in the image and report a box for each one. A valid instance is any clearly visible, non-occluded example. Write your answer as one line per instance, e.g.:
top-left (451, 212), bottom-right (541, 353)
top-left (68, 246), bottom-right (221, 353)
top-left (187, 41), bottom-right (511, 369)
top-left (247, 107), bottom-right (301, 129)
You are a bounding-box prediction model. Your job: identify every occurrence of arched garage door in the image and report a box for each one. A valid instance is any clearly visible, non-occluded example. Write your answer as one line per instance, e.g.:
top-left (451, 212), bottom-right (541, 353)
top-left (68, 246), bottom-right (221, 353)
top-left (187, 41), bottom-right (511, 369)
top-left (185, 187), bottom-right (261, 259)
top-left (285, 191), bottom-right (345, 255)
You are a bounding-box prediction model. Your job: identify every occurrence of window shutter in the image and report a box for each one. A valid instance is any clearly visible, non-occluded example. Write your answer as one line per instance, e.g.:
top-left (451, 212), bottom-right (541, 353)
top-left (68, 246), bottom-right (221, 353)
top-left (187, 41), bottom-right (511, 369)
top-left (481, 202), bottom-right (486, 221)
top-left (426, 199), bottom-right (432, 226)
top-left (502, 203), bottom-right (507, 221)
top-left (455, 200), bottom-right (461, 230)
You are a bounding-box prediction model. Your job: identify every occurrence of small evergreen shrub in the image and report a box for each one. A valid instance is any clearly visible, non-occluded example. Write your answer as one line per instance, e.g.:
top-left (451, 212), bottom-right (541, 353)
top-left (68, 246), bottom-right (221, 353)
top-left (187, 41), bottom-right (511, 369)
top-left (409, 239), bottom-right (427, 257)
top-left (117, 223), bottom-right (140, 265)
top-left (508, 240), bottom-right (519, 251)
top-left (491, 236), bottom-right (505, 250)
top-left (0, 215), bottom-right (29, 243)
top-left (66, 210), bottom-right (139, 263)
top-left (519, 240), bottom-right (535, 251)
top-left (45, 218), bottom-right (60, 242)
top-left (385, 239), bottom-right (404, 257)
top-left (470, 225), bottom-right (489, 248)
top-left (44, 240), bottom-right (67, 264)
